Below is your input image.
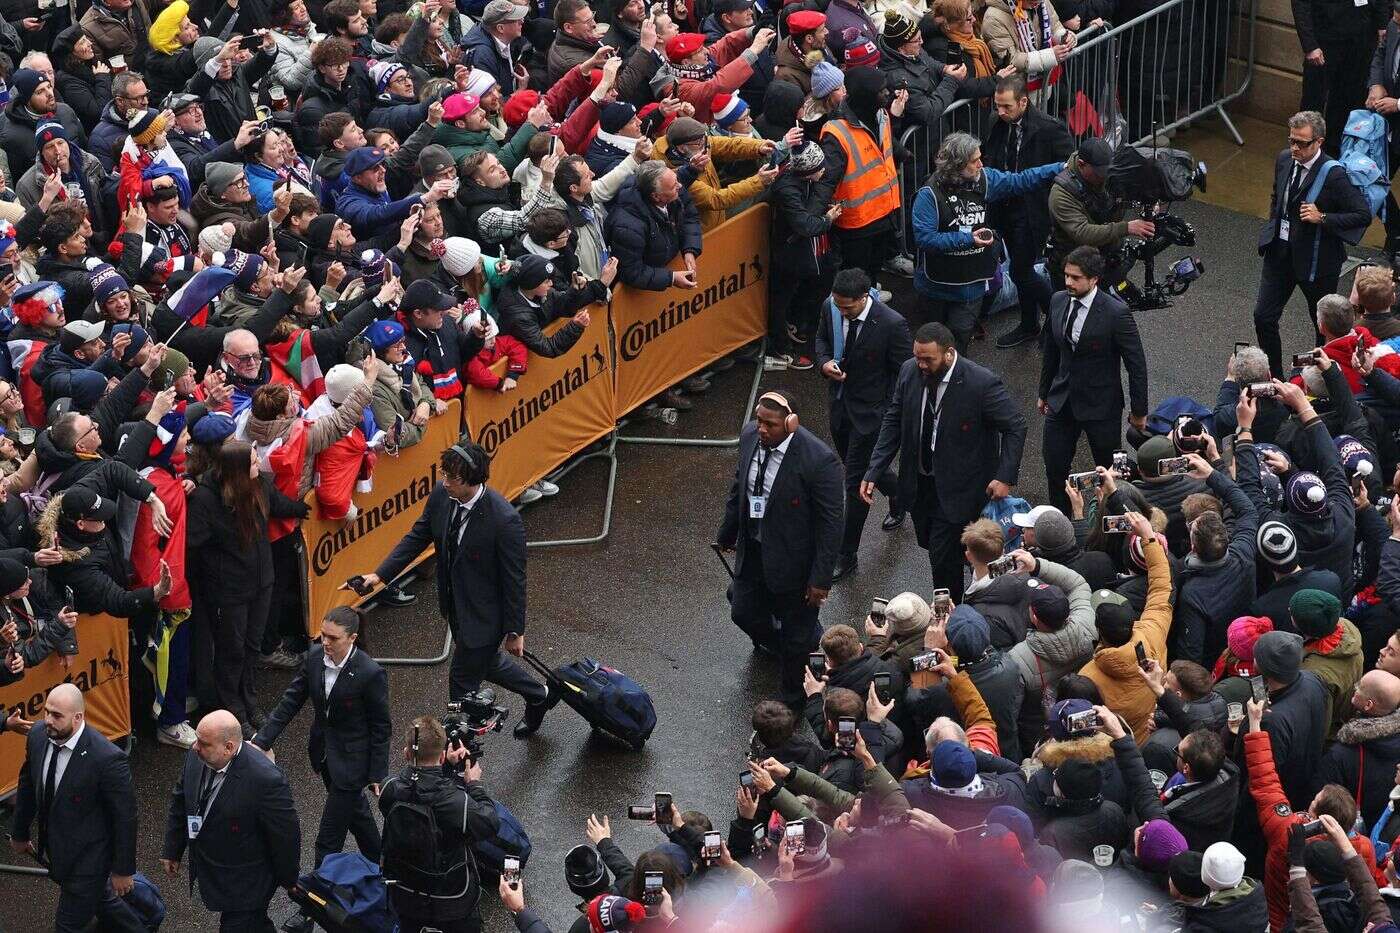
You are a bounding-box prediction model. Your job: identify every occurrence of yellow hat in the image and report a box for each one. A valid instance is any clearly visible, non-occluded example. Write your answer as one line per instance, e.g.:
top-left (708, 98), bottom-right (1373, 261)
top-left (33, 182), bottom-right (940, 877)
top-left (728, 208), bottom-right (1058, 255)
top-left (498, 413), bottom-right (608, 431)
top-left (149, 0), bottom-right (190, 55)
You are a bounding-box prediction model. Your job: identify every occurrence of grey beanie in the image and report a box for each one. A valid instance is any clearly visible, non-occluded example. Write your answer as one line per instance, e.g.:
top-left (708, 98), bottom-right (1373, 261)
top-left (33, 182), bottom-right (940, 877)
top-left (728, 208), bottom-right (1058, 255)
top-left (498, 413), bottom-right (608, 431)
top-left (1033, 508), bottom-right (1076, 555)
top-left (204, 162), bottom-right (242, 198)
top-left (193, 36), bottom-right (224, 71)
top-left (1253, 630), bottom-right (1304, 685)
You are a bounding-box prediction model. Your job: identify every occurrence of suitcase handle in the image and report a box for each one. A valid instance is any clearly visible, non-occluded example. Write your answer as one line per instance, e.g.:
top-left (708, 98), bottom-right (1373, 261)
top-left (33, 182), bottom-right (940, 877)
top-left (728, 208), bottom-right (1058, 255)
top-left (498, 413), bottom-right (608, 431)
top-left (521, 649), bottom-right (560, 686)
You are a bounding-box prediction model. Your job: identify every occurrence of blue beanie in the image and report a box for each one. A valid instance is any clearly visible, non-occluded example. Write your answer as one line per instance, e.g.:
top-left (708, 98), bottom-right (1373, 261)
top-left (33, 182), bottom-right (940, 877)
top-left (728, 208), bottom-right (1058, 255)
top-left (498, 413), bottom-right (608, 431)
top-left (189, 410), bottom-right (236, 445)
top-left (945, 604), bottom-right (991, 662)
top-left (46, 369), bottom-right (107, 411)
top-left (109, 323), bottom-right (148, 364)
top-left (1285, 470), bottom-right (1327, 518)
top-left (366, 319), bottom-right (405, 351)
top-left (931, 739), bottom-right (976, 789)
top-left (11, 69), bottom-right (43, 109)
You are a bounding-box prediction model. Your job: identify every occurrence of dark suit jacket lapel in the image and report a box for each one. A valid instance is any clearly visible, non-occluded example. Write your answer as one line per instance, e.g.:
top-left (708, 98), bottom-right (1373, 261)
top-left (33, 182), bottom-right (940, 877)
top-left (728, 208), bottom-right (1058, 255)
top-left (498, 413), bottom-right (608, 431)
top-left (325, 649), bottom-right (358, 706)
top-left (313, 654), bottom-right (329, 710)
top-left (933, 367), bottom-right (964, 448)
top-left (768, 433), bottom-right (799, 500)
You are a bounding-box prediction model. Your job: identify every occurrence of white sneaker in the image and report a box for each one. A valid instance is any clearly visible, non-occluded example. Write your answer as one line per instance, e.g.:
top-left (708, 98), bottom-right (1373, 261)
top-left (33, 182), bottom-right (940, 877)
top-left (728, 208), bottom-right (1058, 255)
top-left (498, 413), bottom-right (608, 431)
top-left (533, 479), bottom-right (560, 496)
top-left (877, 288), bottom-right (894, 302)
top-left (517, 487), bottom-right (544, 506)
top-left (158, 721), bottom-right (197, 749)
top-left (883, 255), bottom-right (915, 277)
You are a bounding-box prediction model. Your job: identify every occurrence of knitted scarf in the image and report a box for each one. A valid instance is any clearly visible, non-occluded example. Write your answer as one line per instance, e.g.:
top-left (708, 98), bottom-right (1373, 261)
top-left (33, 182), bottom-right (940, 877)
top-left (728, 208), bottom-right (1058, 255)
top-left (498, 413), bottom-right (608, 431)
top-left (673, 56), bottom-right (716, 82)
top-left (1012, 0), bottom-right (1053, 54)
top-left (945, 24), bottom-right (996, 78)
top-left (1304, 624), bottom-right (1345, 657)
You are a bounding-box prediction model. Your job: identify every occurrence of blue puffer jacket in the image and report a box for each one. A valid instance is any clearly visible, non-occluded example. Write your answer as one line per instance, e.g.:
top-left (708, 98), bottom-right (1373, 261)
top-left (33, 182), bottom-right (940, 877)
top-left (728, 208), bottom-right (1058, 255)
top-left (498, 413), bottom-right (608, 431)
top-left (602, 178), bottom-right (702, 292)
top-left (334, 182), bottom-right (424, 240)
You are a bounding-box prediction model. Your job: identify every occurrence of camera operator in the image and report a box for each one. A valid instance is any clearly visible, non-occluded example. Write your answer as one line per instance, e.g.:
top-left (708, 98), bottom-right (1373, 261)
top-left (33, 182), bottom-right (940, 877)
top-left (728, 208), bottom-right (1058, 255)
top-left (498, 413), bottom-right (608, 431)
top-left (1046, 137), bottom-right (1154, 293)
top-left (379, 715), bottom-right (503, 933)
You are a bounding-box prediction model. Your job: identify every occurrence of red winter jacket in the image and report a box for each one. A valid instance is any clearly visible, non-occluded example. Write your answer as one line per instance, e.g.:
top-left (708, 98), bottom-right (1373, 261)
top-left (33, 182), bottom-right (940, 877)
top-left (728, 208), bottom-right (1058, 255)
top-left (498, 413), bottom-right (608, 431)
top-left (1245, 730), bottom-right (1386, 932)
top-left (465, 335), bottom-right (529, 389)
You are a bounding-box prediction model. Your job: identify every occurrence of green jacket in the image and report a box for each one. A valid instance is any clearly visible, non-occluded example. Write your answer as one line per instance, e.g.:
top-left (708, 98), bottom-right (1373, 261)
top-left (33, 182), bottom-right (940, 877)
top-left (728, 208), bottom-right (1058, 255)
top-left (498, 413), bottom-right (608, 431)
top-left (1302, 619), bottom-right (1364, 739)
top-left (771, 762), bottom-right (909, 853)
top-left (431, 121), bottom-right (539, 171)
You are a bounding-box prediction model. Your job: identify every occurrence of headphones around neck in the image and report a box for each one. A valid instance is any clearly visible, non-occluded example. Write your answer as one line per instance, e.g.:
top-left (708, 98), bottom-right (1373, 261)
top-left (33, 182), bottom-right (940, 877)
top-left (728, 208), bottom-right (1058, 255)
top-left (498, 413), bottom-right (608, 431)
top-left (758, 391), bottom-right (799, 433)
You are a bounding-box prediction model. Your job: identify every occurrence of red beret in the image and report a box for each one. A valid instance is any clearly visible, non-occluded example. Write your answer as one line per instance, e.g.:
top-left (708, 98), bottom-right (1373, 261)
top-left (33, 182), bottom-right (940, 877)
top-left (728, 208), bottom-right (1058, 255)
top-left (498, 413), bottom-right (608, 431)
top-left (665, 32), bottom-right (706, 62)
top-left (502, 89), bottom-right (540, 128)
top-left (787, 10), bottom-right (825, 33)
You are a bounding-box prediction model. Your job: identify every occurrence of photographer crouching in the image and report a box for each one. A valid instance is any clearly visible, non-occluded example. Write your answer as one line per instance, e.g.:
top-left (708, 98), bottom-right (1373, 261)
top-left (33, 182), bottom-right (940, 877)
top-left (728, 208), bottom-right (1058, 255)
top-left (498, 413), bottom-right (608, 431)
top-left (378, 715), bottom-right (503, 933)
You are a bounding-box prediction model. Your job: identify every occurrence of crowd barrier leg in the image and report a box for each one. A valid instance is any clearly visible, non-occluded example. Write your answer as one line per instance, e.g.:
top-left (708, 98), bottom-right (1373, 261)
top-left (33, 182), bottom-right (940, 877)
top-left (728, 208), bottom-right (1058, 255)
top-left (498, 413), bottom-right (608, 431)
top-left (527, 432), bottom-right (620, 550)
top-left (377, 624), bottom-right (454, 667)
top-left (616, 342), bottom-right (766, 450)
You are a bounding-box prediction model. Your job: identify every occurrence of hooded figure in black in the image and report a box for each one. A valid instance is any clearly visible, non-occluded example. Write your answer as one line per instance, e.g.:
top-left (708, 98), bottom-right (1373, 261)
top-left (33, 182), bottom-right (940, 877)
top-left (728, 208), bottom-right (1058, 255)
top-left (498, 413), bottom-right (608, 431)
top-left (755, 80), bottom-right (805, 143)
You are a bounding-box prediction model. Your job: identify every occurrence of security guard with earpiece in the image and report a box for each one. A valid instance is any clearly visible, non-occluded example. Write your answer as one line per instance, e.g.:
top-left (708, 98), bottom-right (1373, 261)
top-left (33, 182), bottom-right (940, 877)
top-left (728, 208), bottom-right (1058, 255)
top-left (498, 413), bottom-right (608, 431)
top-left (357, 440), bottom-right (554, 737)
top-left (716, 392), bottom-right (844, 708)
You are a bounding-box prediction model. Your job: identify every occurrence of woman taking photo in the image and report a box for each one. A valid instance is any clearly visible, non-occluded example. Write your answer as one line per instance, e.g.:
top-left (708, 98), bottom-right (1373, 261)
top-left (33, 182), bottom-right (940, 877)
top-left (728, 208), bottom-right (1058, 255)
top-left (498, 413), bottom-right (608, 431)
top-left (185, 439), bottom-right (308, 738)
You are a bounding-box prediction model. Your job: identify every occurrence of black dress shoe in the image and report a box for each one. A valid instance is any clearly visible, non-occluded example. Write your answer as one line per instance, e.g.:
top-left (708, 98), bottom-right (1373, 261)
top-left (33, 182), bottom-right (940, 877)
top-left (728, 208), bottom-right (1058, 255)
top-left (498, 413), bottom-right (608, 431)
top-left (831, 555), bottom-right (858, 581)
top-left (378, 584), bottom-right (417, 607)
top-left (881, 510), bottom-right (905, 531)
top-left (513, 690), bottom-right (555, 739)
top-left (281, 913), bottom-right (314, 933)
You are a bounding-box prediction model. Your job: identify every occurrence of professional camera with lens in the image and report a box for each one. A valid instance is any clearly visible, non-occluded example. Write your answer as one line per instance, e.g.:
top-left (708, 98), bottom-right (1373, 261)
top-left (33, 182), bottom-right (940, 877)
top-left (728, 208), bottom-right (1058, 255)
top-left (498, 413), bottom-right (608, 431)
top-left (442, 688), bottom-right (508, 764)
top-left (1105, 145), bottom-right (1208, 312)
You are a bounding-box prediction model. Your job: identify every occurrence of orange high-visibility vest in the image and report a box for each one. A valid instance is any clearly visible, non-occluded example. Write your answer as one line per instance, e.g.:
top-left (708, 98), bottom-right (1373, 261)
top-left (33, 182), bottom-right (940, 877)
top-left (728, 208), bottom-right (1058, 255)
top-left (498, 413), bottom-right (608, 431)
top-left (820, 113), bottom-right (901, 230)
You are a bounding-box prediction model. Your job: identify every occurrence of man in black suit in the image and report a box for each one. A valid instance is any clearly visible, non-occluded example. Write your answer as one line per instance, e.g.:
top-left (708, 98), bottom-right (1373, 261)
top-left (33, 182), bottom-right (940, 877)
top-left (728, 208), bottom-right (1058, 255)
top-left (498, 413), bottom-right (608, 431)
top-left (1367, 2), bottom-right (1400, 256)
top-left (162, 709), bottom-right (301, 932)
top-left (10, 683), bottom-right (144, 933)
top-left (717, 392), bottom-right (844, 706)
top-left (983, 72), bottom-right (1076, 349)
top-left (363, 440), bottom-right (552, 737)
top-left (815, 267), bottom-right (913, 579)
top-left (1037, 245), bottom-right (1149, 513)
top-left (1254, 110), bottom-right (1374, 377)
top-left (251, 606), bottom-right (391, 933)
top-left (862, 322), bottom-right (1027, 600)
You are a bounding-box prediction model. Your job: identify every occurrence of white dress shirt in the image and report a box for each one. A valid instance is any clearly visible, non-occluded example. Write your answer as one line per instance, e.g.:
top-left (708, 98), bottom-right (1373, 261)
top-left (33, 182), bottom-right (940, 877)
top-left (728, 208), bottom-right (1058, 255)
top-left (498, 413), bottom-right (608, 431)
top-left (747, 433), bottom-right (792, 542)
top-left (324, 645), bottom-right (355, 698)
top-left (920, 352), bottom-right (958, 465)
top-left (450, 486), bottom-right (486, 546)
top-left (1066, 286), bottom-right (1098, 347)
top-left (43, 721), bottom-right (85, 797)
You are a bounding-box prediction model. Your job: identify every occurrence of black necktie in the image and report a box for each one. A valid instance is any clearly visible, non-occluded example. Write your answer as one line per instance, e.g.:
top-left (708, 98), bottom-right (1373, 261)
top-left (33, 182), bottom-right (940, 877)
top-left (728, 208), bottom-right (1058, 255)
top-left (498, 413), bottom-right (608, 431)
top-left (197, 766), bottom-right (216, 815)
top-left (752, 448), bottom-right (772, 497)
top-left (448, 503), bottom-right (468, 554)
top-left (920, 387), bottom-right (937, 475)
top-left (1064, 299), bottom-right (1084, 348)
top-left (1008, 123), bottom-right (1020, 172)
top-left (841, 317), bottom-right (860, 368)
top-left (1287, 162), bottom-right (1304, 206)
top-left (38, 743), bottom-right (60, 854)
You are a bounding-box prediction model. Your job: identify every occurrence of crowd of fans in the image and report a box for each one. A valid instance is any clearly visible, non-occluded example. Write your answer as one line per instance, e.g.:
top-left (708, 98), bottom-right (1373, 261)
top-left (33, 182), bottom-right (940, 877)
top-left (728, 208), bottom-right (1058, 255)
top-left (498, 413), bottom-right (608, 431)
top-left (5, 0), bottom-right (1382, 929)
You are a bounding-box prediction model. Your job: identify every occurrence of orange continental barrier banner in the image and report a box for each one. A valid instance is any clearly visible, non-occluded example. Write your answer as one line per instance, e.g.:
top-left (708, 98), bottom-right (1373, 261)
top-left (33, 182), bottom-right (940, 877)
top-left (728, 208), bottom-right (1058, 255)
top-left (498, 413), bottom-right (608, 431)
top-left (464, 305), bottom-right (614, 502)
top-left (613, 204), bottom-right (769, 417)
top-left (0, 614), bottom-right (131, 797)
top-left (301, 399), bottom-right (463, 636)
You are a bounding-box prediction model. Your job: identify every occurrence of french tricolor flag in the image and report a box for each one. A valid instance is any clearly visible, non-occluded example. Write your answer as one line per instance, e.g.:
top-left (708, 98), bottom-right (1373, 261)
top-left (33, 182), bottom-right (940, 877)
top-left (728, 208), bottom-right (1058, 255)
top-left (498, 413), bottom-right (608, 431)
top-left (166, 266), bottom-right (236, 327)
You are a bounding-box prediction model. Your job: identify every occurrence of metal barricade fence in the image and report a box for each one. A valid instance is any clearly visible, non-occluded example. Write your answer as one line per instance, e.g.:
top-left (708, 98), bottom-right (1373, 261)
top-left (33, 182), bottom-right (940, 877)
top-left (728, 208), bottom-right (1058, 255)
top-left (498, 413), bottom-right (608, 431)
top-left (895, 0), bottom-right (1257, 257)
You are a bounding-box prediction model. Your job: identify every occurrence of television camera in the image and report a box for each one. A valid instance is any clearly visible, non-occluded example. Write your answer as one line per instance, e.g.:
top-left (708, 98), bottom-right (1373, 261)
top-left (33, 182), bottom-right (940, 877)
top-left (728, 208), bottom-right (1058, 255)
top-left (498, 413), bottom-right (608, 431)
top-left (1105, 146), bottom-right (1209, 312)
top-left (443, 688), bottom-right (508, 765)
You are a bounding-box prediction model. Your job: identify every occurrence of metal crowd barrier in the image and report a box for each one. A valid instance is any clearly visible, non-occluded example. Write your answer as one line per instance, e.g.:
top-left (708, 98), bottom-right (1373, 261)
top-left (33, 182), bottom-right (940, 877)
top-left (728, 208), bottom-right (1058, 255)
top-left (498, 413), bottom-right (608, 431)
top-left (896, 0), bottom-right (1258, 245)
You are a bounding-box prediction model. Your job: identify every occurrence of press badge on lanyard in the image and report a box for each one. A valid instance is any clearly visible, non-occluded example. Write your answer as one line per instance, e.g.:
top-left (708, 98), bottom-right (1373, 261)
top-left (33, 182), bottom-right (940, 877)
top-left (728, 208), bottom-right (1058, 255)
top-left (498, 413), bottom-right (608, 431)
top-left (1279, 219), bottom-right (1290, 242)
top-left (187, 815), bottom-right (203, 839)
top-left (749, 496), bottom-right (767, 519)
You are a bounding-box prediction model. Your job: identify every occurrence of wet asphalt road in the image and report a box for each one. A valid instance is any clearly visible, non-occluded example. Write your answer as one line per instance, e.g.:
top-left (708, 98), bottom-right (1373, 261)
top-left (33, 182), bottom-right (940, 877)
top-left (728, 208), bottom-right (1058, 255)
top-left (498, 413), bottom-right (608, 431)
top-left (0, 197), bottom-right (1356, 932)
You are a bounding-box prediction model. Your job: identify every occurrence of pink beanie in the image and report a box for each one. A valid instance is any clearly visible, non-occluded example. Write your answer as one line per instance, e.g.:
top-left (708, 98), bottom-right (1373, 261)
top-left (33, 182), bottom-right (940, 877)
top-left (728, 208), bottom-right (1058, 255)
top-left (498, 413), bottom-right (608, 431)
top-left (1227, 616), bottom-right (1274, 666)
